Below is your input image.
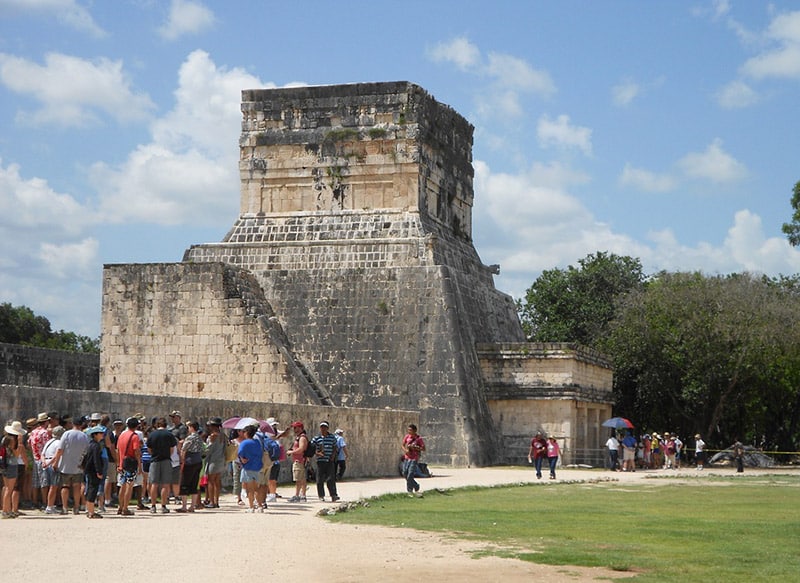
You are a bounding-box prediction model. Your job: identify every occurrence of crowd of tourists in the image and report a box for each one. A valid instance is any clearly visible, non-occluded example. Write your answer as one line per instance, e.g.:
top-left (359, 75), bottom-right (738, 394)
top-left (604, 431), bottom-right (712, 471)
top-left (0, 410), bottom-right (350, 519)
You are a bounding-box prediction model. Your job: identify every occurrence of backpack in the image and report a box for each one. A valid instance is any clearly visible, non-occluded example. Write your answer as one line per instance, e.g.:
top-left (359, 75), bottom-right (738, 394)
top-left (303, 434), bottom-right (317, 459)
top-left (266, 438), bottom-right (281, 462)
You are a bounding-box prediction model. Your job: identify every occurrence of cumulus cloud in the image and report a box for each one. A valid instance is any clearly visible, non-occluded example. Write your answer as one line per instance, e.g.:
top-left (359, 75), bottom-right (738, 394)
top-left (0, 0), bottom-right (106, 37)
top-left (715, 80), bottom-right (760, 109)
top-left (427, 36), bottom-right (480, 71)
top-left (612, 79), bottom-right (640, 106)
top-left (677, 138), bottom-right (748, 184)
top-left (428, 36), bottom-right (554, 120)
top-left (536, 114), bottom-right (592, 156)
top-left (619, 164), bottom-right (676, 193)
top-left (474, 159), bottom-right (800, 300)
top-left (38, 238), bottom-right (99, 279)
top-left (741, 11), bottom-right (800, 80)
top-left (0, 52), bottom-right (155, 127)
top-left (158, 0), bottom-right (215, 41)
top-left (92, 50), bottom-right (271, 225)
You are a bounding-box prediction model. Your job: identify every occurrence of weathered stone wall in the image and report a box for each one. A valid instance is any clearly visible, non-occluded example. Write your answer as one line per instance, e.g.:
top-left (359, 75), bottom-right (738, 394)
top-left (480, 343), bottom-right (613, 466)
top-left (101, 262), bottom-right (322, 404)
top-left (0, 383), bottom-right (414, 479)
top-left (0, 342), bottom-right (99, 391)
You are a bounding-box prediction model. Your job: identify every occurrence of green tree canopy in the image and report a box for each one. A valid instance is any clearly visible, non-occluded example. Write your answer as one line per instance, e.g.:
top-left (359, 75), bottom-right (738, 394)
top-left (781, 180), bottom-right (800, 246)
top-left (0, 302), bottom-right (99, 353)
top-left (604, 272), bottom-right (800, 450)
top-left (517, 252), bottom-right (645, 348)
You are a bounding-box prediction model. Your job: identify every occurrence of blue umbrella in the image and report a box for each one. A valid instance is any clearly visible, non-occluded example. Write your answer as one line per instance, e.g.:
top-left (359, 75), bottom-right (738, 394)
top-left (602, 417), bottom-right (635, 429)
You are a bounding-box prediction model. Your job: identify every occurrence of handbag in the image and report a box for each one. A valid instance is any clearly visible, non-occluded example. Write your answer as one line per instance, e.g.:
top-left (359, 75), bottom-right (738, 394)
top-left (225, 440), bottom-right (238, 463)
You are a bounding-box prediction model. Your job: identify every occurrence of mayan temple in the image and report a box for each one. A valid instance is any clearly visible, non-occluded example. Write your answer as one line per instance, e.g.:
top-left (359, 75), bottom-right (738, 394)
top-left (100, 82), bottom-right (613, 467)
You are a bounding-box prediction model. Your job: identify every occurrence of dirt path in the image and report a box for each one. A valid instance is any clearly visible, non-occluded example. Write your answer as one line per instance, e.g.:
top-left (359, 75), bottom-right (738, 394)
top-left (4, 466), bottom-right (795, 582)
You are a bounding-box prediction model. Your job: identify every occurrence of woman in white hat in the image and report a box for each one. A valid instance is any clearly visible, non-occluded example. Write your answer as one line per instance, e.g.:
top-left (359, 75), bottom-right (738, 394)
top-left (2, 421), bottom-right (28, 519)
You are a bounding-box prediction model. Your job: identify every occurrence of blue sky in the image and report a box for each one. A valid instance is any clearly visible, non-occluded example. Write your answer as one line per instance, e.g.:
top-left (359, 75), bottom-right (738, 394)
top-left (1, 0), bottom-right (799, 338)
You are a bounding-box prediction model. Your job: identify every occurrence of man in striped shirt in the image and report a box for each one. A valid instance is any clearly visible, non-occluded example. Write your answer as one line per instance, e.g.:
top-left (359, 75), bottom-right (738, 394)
top-left (311, 421), bottom-right (339, 502)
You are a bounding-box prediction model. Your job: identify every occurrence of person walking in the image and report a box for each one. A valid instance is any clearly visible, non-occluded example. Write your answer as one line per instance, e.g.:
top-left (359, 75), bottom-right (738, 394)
top-left (334, 428), bottom-right (348, 481)
top-left (605, 432), bottom-right (620, 471)
top-left (732, 439), bottom-right (745, 473)
top-left (401, 424), bottom-right (425, 497)
top-left (694, 434), bottom-right (706, 470)
top-left (527, 431), bottom-right (547, 479)
top-left (546, 436), bottom-right (560, 480)
top-left (311, 421), bottom-right (339, 502)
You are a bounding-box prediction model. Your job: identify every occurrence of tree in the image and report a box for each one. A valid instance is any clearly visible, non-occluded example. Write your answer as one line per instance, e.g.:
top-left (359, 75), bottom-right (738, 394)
top-left (517, 252), bottom-right (645, 348)
top-left (0, 302), bottom-right (99, 353)
top-left (781, 180), bottom-right (800, 246)
top-left (604, 272), bottom-right (800, 451)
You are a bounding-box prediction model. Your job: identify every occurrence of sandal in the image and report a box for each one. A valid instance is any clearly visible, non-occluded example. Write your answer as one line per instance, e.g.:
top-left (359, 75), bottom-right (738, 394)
top-left (88, 513), bottom-right (103, 519)
top-left (237, 500), bottom-right (244, 506)
top-left (122, 509), bottom-right (135, 516)
top-left (175, 507), bottom-right (188, 513)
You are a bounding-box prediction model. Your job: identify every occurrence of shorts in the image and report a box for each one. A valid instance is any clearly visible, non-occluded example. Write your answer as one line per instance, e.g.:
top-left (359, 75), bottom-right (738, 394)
top-left (61, 472), bottom-right (83, 487)
top-left (3, 463), bottom-right (19, 480)
top-left (257, 462), bottom-right (271, 486)
top-left (42, 466), bottom-right (61, 488)
top-left (117, 468), bottom-right (138, 486)
top-left (292, 461), bottom-right (306, 482)
top-left (269, 462), bottom-right (280, 481)
top-left (85, 474), bottom-right (102, 503)
top-left (240, 468), bottom-right (260, 484)
top-left (170, 464), bottom-right (180, 484)
top-left (148, 459), bottom-right (172, 486)
top-left (107, 461), bottom-right (118, 484)
top-left (623, 448), bottom-right (635, 461)
top-left (32, 460), bottom-right (44, 489)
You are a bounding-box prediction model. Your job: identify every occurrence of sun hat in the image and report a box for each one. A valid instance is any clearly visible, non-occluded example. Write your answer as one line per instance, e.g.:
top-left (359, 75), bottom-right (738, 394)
top-left (89, 412), bottom-right (102, 421)
top-left (87, 426), bottom-right (105, 435)
top-left (37, 412), bottom-right (50, 423)
top-left (26, 417), bottom-right (38, 429)
top-left (4, 420), bottom-right (28, 436)
top-left (266, 417), bottom-right (279, 427)
top-left (207, 417), bottom-right (223, 426)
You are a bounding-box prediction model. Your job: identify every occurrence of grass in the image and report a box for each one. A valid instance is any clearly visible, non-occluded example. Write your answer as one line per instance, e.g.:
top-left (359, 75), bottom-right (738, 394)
top-left (326, 474), bottom-right (800, 582)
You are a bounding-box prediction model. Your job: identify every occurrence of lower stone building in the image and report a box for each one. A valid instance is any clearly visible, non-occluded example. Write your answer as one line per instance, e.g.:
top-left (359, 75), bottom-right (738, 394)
top-left (100, 81), bottom-right (613, 466)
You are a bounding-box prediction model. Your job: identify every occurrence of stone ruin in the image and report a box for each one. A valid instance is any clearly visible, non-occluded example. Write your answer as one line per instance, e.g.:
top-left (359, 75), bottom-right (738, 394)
top-left (101, 82), bottom-right (614, 466)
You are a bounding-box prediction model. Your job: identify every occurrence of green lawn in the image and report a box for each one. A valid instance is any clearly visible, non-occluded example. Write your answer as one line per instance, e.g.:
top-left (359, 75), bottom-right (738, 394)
top-left (326, 474), bottom-right (800, 582)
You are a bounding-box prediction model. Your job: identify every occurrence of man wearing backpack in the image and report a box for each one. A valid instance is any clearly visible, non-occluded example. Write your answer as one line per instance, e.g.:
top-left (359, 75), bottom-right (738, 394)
top-left (286, 421), bottom-right (309, 503)
top-left (311, 421), bottom-right (339, 502)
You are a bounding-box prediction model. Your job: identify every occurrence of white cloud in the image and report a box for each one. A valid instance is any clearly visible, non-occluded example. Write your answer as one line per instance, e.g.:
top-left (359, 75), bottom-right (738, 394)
top-left (92, 50), bottom-right (270, 225)
top-left (0, 52), bottom-right (155, 127)
top-left (428, 37), bottom-right (481, 71)
top-left (612, 79), bottom-right (640, 106)
top-left (715, 80), bottom-right (760, 109)
top-left (38, 238), bottom-right (98, 279)
top-left (158, 0), bottom-right (215, 41)
top-left (741, 11), bottom-right (800, 80)
top-left (676, 138), bottom-right (747, 184)
top-left (619, 164), bottom-right (676, 193)
top-left (429, 36), bottom-right (555, 120)
top-left (0, 0), bottom-right (106, 37)
top-left (0, 159), bottom-right (94, 235)
top-left (536, 114), bottom-right (592, 156)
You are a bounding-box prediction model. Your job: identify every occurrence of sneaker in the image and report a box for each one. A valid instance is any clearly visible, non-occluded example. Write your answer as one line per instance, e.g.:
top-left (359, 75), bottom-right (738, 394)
top-left (319, 497), bottom-right (325, 502)
top-left (300, 496), bottom-right (307, 502)
top-left (1, 512), bottom-right (13, 519)
top-left (287, 496), bottom-right (300, 503)
top-left (258, 506), bottom-right (265, 513)
top-left (60, 508), bottom-right (68, 515)
top-left (150, 505), bottom-right (157, 514)
top-left (414, 492), bottom-right (424, 498)
top-left (97, 507), bottom-right (106, 514)
top-left (175, 507), bottom-right (188, 513)
top-left (331, 496), bottom-right (340, 502)
top-left (88, 513), bottom-right (103, 519)
top-left (45, 506), bottom-right (56, 515)
top-left (266, 494), bottom-right (277, 503)
top-left (160, 506), bottom-right (170, 514)
top-left (247, 507), bottom-right (256, 513)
